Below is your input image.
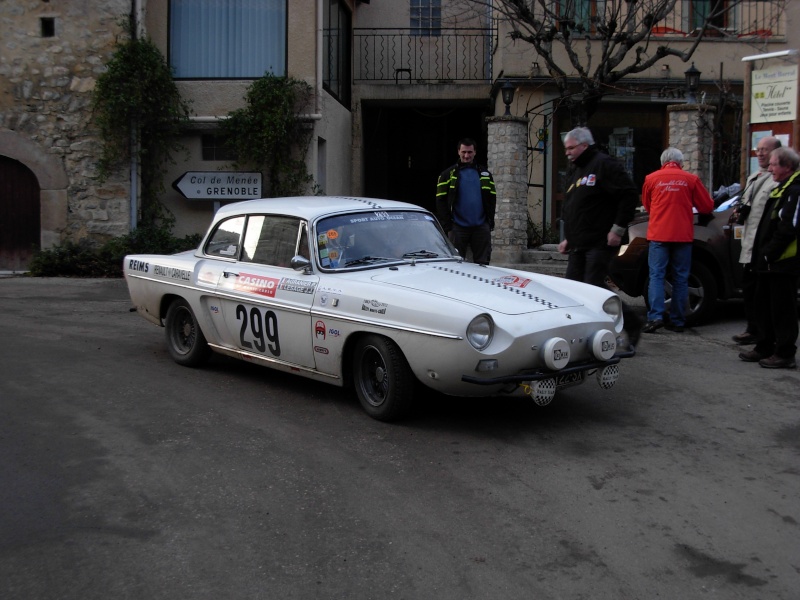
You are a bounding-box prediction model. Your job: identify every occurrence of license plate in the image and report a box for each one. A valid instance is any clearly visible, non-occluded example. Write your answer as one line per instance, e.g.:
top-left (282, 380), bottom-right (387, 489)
top-left (555, 371), bottom-right (585, 389)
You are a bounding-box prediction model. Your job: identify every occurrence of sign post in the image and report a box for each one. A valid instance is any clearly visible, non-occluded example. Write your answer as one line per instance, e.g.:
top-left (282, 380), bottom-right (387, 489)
top-left (173, 171), bottom-right (263, 201)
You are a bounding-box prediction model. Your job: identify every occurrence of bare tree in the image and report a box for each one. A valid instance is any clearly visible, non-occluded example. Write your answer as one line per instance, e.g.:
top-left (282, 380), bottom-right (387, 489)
top-left (450, 0), bottom-right (786, 122)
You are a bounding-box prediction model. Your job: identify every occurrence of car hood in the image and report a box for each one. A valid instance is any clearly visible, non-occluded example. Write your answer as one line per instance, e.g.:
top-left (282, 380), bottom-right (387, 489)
top-left (367, 263), bottom-right (588, 315)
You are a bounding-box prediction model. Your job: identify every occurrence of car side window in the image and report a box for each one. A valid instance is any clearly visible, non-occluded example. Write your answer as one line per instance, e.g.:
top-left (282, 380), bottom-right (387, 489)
top-left (241, 215), bottom-right (302, 267)
top-left (204, 216), bottom-right (245, 259)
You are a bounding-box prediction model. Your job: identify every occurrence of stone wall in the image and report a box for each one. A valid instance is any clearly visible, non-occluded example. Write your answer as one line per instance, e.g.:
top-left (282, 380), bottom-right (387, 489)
top-left (0, 0), bottom-right (131, 247)
top-left (667, 104), bottom-right (717, 190)
top-left (487, 115), bottom-right (529, 263)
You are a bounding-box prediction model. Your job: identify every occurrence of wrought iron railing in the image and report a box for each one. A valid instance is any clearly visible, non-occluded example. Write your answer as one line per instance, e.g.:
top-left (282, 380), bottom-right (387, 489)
top-left (651, 0), bottom-right (785, 38)
top-left (354, 28), bottom-right (494, 83)
top-left (535, 0), bottom-right (785, 39)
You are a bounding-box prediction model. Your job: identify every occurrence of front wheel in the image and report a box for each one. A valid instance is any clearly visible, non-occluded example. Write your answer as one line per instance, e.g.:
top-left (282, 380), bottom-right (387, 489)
top-left (164, 298), bottom-right (212, 367)
top-left (352, 334), bottom-right (415, 421)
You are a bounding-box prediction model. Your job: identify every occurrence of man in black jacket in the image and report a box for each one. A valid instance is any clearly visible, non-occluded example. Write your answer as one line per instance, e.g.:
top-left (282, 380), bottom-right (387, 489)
top-left (558, 127), bottom-right (641, 345)
top-left (738, 146), bottom-right (800, 369)
top-left (436, 138), bottom-right (496, 265)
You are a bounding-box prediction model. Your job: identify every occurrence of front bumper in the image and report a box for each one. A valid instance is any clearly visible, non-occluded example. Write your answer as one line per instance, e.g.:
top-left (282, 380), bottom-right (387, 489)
top-left (461, 347), bottom-right (635, 386)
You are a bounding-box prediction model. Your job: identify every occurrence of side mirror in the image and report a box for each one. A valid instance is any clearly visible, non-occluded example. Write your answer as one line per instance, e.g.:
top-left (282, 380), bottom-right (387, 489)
top-left (290, 255), bottom-right (312, 274)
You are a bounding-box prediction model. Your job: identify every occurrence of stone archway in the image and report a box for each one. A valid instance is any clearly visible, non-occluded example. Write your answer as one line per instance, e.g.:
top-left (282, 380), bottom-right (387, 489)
top-left (0, 129), bottom-right (69, 266)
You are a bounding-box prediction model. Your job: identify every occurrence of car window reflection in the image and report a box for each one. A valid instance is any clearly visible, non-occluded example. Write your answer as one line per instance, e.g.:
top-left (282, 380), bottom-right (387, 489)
top-left (316, 211), bottom-right (455, 270)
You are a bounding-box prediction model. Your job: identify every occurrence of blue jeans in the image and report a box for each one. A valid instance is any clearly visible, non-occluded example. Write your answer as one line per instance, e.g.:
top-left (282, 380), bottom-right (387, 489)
top-left (647, 241), bottom-right (692, 325)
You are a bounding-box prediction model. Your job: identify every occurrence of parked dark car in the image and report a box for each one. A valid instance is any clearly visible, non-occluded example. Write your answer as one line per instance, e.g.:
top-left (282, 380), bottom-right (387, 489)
top-left (608, 203), bottom-right (744, 325)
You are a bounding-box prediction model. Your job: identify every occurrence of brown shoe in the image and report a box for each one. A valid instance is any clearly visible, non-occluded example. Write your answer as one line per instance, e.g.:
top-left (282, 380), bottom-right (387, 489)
top-left (738, 349), bottom-right (765, 362)
top-left (758, 355), bottom-right (797, 369)
top-left (732, 332), bottom-right (758, 345)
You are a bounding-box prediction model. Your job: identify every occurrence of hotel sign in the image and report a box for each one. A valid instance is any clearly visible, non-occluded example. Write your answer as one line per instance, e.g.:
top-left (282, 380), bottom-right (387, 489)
top-left (750, 64), bottom-right (798, 123)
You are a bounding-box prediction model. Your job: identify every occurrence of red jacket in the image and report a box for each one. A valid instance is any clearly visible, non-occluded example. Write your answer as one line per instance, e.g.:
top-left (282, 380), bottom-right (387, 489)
top-left (642, 162), bottom-right (714, 242)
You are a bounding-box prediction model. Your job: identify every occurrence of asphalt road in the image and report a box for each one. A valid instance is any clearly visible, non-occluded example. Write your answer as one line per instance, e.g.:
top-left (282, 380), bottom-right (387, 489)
top-left (0, 277), bottom-right (798, 600)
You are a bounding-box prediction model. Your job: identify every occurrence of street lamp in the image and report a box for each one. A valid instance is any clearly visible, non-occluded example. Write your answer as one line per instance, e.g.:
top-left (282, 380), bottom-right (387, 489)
top-left (684, 62), bottom-right (701, 103)
top-left (501, 81), bottom-right (515, 116)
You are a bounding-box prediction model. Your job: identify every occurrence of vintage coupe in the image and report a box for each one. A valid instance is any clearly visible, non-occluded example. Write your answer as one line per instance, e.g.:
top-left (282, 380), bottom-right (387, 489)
top-left (124, 197), bottom-right (633, 421)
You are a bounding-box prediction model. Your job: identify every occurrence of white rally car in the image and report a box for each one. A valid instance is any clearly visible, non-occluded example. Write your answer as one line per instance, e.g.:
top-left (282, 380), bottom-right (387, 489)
top-left (124, 197), bottom-right (633, 421)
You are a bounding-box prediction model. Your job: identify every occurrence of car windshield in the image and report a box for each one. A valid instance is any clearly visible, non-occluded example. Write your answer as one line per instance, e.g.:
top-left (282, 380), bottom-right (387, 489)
top-left (315, 210), bottom-right (457, 270)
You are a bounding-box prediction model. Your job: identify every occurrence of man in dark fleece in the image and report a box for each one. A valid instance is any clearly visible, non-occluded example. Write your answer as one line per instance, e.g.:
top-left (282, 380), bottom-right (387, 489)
top-left (558, 126), bottom-right (642, 347)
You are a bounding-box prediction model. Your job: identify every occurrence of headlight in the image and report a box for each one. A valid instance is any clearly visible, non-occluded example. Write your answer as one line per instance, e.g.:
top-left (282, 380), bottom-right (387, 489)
top-left (466, 314), bottom-right (494, 350)
top-left (602, 295), bottom-right (623, 328)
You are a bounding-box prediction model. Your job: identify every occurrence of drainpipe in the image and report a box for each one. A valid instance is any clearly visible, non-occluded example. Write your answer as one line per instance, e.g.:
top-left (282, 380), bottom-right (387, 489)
top-left (129, 0), bottom-right (145, 230)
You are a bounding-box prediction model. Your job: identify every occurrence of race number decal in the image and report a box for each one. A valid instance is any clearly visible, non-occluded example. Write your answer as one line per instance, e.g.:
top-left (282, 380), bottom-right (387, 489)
top-left (236, 304), bottom-right (281, 356)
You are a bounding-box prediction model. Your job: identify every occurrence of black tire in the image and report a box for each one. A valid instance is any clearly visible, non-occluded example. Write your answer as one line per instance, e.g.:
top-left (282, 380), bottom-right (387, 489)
top-left (352, 334), bottom-right (415, 421)
top-left (644, 261), bottom-right (718, 326)
top-left (164, 298), bottom-right (212, 367)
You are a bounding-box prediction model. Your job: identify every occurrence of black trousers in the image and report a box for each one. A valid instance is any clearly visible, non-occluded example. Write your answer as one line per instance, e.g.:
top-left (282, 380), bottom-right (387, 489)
top-left (565, 246), bottom-right (642, 341)
top-left (754, 270), bottom-right (800, 359)
top-left (450, 223), bottom-right (492, 265)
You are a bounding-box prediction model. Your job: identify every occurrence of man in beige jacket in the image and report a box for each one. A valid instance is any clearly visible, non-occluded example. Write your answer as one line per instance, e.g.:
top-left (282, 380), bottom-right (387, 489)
top-left (731, 135), bottom-right (782, 345)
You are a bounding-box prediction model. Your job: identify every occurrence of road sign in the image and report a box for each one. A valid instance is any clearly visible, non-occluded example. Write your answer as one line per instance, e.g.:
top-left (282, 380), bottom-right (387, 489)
top-left (172, 171), bottom-right (262, 200)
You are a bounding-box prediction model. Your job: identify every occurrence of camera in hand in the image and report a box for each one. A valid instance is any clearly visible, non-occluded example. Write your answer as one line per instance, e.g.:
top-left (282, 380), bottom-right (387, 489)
top-left (735, 203), bottom-right (751, 225)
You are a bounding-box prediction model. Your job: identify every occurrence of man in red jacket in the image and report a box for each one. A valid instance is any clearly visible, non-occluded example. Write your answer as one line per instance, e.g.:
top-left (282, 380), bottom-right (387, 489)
top-left (641, 148), bottom-right (714, 333)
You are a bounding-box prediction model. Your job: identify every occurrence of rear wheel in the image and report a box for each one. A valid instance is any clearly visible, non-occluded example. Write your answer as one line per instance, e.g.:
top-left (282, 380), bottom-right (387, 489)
top-left (165, 298), bottom-right (212, 367)
top-left (645, 261), bottom-right (718, 326)
top-left (352, 334), bottom-right (415, 421)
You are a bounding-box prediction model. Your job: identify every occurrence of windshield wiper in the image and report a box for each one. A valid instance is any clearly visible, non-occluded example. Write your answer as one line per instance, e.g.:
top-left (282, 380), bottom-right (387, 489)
top-left (402, 250), bottom-right (440, 259)
top-left (344, 255), bottom-right (396, 267)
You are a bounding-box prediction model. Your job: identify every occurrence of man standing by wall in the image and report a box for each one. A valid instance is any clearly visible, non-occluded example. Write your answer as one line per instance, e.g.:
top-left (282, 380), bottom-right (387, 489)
top-left (640, 148), bottom-right (714, 333)
top-left (738, 147), bottom-right (800, 369)
top-left (558, 127), bottom-right (641, 345)
top-left (436, 138), bottom-right (496, 265)
top-left (731, 135), bottom-right (782, 345)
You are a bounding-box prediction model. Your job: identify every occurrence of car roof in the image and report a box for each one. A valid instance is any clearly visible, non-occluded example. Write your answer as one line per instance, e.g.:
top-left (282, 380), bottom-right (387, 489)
top-left (213, 196), bottom-right (424, 222)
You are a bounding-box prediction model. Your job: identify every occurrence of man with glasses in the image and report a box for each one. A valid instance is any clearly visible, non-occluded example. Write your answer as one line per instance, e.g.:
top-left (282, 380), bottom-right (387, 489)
top-left (558, 127), bottom-right (641, 346)
top-left (738, 146), bottom-right (800, 369)
top-left (731, 135), bottom-right (781, 345)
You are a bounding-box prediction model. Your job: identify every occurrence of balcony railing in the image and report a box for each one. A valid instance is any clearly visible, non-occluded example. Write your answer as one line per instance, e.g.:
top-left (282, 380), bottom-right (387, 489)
top-left (354, 28), bottom-right (494, 83)
top-left (537, 0), bottom-right (785, 39)
top-left (653, 0), bottom-right (785, 38)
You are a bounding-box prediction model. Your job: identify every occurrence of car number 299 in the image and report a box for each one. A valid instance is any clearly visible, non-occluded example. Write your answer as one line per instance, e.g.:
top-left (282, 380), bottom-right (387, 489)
top-left (236, 304), bottom-right (280, 356)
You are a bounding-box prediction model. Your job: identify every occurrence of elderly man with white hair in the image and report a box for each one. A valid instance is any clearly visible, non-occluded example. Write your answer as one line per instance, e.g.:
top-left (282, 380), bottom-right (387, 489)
top-left (640, 147), bottom-right (714, 333)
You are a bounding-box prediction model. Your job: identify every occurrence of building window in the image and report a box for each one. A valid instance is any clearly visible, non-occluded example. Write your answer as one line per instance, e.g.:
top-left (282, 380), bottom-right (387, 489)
top-left (551, 0), bottom-right (605, 32)
top-left (202, 134), bottom-right (237, 162)
top-left (411, 0), bottom-right (441, 36)
top-left (689, 0), bottom-right (729, 32)
top-left (40, 17), bottom-right (55, 37)
top-left (169, 0), bottom-right (287, 79)
top-left (323, 0), bottom-right (351, 108)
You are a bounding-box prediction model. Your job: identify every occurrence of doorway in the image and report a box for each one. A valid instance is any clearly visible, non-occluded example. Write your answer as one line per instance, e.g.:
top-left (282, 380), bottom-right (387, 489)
top-left (0, 156), bottom-right (41, 270)
top-left (361, 103), bottom-right (491, 213)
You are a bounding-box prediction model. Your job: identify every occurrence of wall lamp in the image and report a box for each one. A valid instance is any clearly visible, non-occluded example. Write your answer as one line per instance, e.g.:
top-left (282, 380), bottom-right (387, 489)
top-left (501, 81), bottom-right (515, 116)
top-left (684, 62), bottom-right (701, 103)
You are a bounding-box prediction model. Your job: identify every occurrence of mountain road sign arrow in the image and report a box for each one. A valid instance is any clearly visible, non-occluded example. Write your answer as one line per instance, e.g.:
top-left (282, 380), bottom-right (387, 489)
top-left (172, 171), bottom-right (262, 200)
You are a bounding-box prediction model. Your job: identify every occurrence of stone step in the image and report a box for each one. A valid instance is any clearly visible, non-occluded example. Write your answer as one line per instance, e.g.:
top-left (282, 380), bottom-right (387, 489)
top-left (493, 244), bottom-right (568, 277)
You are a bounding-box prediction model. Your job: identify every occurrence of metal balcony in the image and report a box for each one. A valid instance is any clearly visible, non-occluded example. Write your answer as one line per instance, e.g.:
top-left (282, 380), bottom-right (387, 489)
top-left (354, 28), bottom-right (494, 83)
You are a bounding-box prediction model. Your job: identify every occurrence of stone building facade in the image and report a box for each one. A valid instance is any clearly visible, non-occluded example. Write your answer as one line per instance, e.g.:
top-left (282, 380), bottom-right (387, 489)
top-left (0, 0), bottom-right (131, 269)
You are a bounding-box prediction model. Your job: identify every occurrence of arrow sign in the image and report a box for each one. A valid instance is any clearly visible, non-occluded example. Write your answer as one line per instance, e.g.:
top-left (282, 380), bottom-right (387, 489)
top-left (172, 171), bottom-right (262, 200)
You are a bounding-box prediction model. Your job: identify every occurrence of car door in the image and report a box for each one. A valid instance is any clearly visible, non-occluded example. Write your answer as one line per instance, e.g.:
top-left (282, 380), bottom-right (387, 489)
top-left (214, 215), bottom-right (318, 369)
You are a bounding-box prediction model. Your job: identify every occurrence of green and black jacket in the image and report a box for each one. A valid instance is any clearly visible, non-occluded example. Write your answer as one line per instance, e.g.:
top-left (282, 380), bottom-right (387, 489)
top-left (435, 162), bottom-right (497, 232)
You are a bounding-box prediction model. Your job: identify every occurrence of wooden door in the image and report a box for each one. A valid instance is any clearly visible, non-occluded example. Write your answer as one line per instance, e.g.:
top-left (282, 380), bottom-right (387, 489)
top-left (0, 156), bottom-right (40, 270)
